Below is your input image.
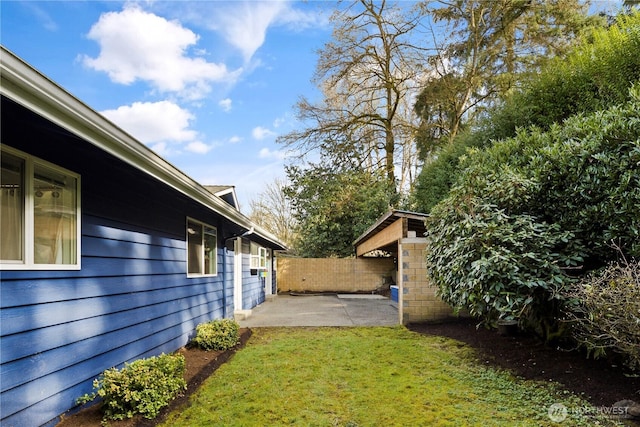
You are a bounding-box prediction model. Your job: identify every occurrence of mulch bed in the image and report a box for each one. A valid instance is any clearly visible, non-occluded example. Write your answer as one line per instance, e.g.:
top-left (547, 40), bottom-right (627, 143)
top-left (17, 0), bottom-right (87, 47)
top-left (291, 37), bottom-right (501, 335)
top-left (58, 321), bottom-right (640, 426)
top-left (408, 318), bottom-right (640, 424)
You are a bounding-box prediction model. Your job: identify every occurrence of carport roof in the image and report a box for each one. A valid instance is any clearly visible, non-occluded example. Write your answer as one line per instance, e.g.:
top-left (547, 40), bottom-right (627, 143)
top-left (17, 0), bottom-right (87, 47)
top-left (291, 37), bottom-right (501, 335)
top-left (353, 210), bottom-right (428, 256)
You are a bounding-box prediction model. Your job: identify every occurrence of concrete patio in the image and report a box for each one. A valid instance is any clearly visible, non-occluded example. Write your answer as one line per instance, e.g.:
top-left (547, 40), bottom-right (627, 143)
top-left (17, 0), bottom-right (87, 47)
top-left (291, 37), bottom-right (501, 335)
top-left (237, 294), bottom-right (399, 327)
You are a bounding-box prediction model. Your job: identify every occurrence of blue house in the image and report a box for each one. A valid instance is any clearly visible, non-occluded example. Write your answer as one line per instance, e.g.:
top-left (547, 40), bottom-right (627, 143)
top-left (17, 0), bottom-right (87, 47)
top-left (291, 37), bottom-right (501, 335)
top-left (0, 46), bottom-right (286, 427)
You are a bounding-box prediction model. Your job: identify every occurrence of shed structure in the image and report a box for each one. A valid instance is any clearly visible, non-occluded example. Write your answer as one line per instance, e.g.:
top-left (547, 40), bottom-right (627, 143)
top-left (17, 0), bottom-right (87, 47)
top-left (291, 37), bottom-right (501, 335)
top-left (353, 210), bottom-right (456, 324)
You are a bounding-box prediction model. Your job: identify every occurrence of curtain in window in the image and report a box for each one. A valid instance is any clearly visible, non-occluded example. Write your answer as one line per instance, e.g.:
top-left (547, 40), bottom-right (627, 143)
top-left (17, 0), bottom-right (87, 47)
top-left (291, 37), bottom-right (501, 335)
top-left (1, 153), bottom-right (24, 261)
top-left (0, 187), bottom-right (23, 260)
top-left (187, 221), bottom-right (203, 274)
top-left (33, 166), bottom-right (77, 264)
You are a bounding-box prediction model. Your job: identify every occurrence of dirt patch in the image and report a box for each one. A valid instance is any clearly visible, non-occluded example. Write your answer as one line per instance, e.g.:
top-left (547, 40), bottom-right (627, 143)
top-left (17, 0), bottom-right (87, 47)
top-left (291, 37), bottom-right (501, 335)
top-left (56, 329), bottom-right (252, 427)
top-left (408, 318), bottom-right (640, 424)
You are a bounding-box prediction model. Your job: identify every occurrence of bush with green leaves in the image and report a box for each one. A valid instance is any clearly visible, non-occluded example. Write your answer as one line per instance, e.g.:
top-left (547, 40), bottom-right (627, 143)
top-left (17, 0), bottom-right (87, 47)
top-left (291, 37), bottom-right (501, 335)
top-left (425, 95), bottom-right (640, 338)
top-left (562, 257), bottom-right (640, 371)
top-left (411, 129), bottom-right (486, 213)
top-left (193, 318), bottom-right (240, 351)
top-left (77, 353), bottom-right (186, 422)
top-left (425, 188), bottom-right (583, 334)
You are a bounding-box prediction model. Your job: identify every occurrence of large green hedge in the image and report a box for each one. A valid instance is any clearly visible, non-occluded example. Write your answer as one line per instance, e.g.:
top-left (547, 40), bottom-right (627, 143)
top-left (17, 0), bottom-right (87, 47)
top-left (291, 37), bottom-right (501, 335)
top-left (410, 130), bottom-right (481, 213)
top-left (425, 94), bottom-right (640, 337)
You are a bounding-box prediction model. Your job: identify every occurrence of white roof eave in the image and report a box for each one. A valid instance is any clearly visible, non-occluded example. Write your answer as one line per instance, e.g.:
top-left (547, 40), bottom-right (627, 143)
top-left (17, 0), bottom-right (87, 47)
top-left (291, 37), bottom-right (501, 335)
top-left (0, 46), bottom-right (285, 250)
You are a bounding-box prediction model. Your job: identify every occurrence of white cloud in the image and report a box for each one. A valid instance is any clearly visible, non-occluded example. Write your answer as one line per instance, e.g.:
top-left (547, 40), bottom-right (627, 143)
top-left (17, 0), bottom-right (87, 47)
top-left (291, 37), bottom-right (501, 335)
top-left (273, 116), bottom-right (285, 129)
top-left (259, 147), bottom-right (288, 160)
top-left (186, 160), bottom-right (287, 213)
top-left (229, 136), bottom-right (242, 144)
top-left (275, 4), bottom-right (332, 31)
top-left (101, 101), bottom-right (197, 145)
top-left (82, 5), bottom-right (238, 99)
top-left (25, 3), bottom-right (58, 32)
top-left (205, 1), bottom-right (288, 62)
top-left (185, 141), bottom-right (212, 154)
top-left (273, 112), bottom-right (295, 129)
top-left (150, 142), bottom-right (169, 157)
top-left (252, 126), bottom-right (276, 140)
top-left (169, 1), bottom-right (328, 64)
top-left (219, 98), bottom-right (232, 112)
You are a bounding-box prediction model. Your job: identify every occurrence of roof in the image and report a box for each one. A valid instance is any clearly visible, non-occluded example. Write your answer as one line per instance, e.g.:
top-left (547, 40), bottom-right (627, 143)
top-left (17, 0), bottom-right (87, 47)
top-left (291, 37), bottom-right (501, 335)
top-left (204, 185), bottom-right (240, 210)
top-left (204, 185), bottom-right (234, 193)
top-left (0, 46), bottom-right (286, 251)
top-left (353, 209), bottom-right (429, 248)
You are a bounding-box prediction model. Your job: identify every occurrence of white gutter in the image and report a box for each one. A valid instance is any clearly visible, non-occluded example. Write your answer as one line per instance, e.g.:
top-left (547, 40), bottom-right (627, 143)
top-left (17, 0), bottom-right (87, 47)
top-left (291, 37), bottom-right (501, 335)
top-left (0, 46), bottom-right (285, 250)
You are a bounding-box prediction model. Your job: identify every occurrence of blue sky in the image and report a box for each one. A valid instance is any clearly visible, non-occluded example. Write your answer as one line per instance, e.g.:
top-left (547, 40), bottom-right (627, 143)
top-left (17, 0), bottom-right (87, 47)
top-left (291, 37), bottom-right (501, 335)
top-left (1, 0), bottom-right (334, 211)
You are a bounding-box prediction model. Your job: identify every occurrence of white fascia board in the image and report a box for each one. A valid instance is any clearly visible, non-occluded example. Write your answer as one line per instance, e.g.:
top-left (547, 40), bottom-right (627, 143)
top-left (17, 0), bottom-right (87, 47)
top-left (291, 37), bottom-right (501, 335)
top-left (0, 47), bottom-right (285, 250)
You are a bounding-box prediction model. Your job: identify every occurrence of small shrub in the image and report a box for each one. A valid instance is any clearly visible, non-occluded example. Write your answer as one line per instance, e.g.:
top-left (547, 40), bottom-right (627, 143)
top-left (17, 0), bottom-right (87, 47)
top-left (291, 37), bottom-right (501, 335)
top-left (563, 257), bottom-right (640, 371)
top-left (77, 353), bottom-right (186, 422)
top-left (193, 319), bottom-right (240, 351)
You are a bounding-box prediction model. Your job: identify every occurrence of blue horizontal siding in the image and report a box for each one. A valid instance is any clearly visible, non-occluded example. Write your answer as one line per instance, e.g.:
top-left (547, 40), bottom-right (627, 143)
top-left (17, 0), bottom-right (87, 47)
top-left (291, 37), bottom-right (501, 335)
top-left (0, 273), bottom-right (191, 308)
top-left (83, 235), bottom-right (185, 260)
top-left (4, 328), bottom-right (190, 427)
top-left (1, 303), bottom-right (218, 417)
top-left (1, 99), bottom-right (253, 427)
top-left (0, 256), bottom-right (186, 281)
top-left (1, 285), bottom-right (223, 364)
top-left (1, 279), bottom-right (221, 336)
top-left (83, 221), bottom-right (185, 248)
top-left (2, 322), bottom-right (199, 426)
top-left (0, 214), bottom-right (229, 427)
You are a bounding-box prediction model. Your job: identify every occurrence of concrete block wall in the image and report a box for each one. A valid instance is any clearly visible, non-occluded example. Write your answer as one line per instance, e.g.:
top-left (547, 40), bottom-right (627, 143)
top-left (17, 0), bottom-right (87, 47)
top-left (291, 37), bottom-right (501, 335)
top-left (277, 257), bottom-right (396, 293)
top-left (398, 238), bottom-right (457, 324)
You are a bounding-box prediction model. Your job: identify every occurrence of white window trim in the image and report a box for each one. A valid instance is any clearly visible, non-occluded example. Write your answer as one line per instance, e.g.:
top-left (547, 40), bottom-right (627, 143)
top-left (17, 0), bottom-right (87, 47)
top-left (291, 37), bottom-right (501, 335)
top-left (186, 217), bottom-right (218, 277)
top-left (259, 247), bottom-right (267, 269)
top-left (1, 146), bottom-right (81, 271)
top-left (250, 242), bottom-right (268, 270)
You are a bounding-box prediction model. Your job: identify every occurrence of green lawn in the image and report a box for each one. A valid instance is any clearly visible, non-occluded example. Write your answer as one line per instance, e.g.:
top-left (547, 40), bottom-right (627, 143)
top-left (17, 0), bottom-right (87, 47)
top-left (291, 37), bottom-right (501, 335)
top-left (161, 327), bottom-right (620, 426)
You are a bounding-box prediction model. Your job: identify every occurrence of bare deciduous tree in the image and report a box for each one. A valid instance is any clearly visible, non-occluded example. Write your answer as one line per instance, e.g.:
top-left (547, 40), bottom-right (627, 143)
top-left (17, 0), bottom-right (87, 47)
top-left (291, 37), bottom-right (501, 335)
top-left (248, 178), bottom-right (297, 248)
top-left (278, 0), bottom-right (430, 196)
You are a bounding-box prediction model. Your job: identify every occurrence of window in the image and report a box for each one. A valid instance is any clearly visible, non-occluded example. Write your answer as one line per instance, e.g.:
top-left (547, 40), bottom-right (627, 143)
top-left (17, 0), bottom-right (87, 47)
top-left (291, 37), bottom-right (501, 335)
top-left (250, 242), bottom-right (267, 270)
top-left (187, 219), bottom-right (217, 276)
top-left (1, 147), bottom-right (80, 269)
